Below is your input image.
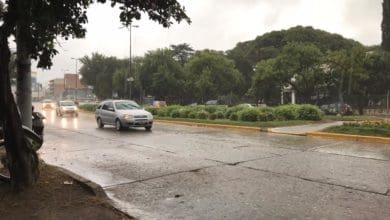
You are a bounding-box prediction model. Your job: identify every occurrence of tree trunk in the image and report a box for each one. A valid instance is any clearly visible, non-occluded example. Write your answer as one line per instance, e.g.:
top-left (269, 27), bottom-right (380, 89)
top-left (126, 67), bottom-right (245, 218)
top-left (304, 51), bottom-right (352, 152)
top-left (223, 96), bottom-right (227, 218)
top-left (382, 0), bottom-right (390, 51)
top-left (338, 72), bottom-right (345, 113)
top-left (16, 22), bottom-right (32, 129)
top-left (0, 29), bottom-right (39, 191)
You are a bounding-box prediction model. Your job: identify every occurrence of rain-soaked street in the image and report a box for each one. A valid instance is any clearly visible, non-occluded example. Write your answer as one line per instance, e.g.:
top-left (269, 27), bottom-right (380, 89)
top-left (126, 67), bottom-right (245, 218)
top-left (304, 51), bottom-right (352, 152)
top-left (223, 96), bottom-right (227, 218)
top-left (39, 106), bottom-right (390, 219)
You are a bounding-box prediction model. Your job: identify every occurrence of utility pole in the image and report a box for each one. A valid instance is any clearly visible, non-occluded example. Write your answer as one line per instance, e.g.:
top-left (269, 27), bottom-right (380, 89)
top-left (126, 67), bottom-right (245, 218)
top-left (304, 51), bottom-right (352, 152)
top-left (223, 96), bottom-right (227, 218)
top-left (71, 58), bottom-right (79, 101)
top-left (128, 24), bottom-right (138, 99)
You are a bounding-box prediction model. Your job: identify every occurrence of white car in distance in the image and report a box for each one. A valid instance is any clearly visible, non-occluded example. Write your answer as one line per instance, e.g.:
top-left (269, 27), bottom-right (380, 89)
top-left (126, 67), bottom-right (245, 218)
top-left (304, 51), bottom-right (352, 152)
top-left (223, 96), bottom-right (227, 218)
top-left (95, 100), bottom-right (153, 131)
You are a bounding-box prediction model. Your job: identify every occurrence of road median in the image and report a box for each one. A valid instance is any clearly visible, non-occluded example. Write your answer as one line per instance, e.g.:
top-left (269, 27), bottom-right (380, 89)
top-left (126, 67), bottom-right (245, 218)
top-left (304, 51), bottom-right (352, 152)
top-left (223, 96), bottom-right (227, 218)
top-left (307, 132), bottom-right (390, 144)
top-left (156, 119), bottom-right (263, 132)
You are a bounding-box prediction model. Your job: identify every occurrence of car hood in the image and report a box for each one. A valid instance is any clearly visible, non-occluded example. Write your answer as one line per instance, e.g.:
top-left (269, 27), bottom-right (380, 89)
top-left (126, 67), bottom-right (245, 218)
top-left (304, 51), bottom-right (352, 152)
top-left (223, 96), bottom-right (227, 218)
top-left (117, 109), bottom-right (151, 116)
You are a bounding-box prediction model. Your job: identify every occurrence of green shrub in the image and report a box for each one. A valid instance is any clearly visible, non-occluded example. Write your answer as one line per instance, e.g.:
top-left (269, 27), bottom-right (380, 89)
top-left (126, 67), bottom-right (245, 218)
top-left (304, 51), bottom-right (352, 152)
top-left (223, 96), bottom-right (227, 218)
top-left (229, 112), bottom-right (239, 121)
top-left (157, 108), bottom-right (169, 117)
top-left (208, 113), bottom-right (217, 120)
top-left (274, 105), bottom-right (299, 120)
top-left (144, 106), bottom-right (159, 115)
top-left (188, 112), bottom-right (197, 119)
top-left (258, 107), bottom-right (276, 121)
top-left (196, 111), bottom-right (209, 119)
top-left (215, 111), bottom-right (225, 119)
top-left (79, 104), bottom-right (97, 112)
top-left (296, 104), bottom-right (323, 121)
top-left (170, 109), bottom-right (181, 118)
top-left (165, 105), bottom-right (182, 116)
top-left (225, 106), bottom-right (245, 119)
top-left (179, 108), bottom-right (192, 118)
top-left (238, 108), bottom-right (260, 122)
top-left (205, 106), bottom-right (218, 113)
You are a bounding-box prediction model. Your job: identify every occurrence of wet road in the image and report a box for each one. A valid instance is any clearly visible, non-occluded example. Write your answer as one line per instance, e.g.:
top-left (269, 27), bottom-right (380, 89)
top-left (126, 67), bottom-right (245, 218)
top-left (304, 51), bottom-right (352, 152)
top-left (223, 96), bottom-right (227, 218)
top-left (38, 106), bottom-right (390, 219)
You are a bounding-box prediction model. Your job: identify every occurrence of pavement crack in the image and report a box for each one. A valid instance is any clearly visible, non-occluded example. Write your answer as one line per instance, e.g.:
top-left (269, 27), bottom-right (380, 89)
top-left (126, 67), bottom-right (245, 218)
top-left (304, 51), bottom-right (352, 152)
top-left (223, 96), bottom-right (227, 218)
top-left (103, 165), bottom-right (221, 189)
top-left (242, 166), bottom-right (390, 197)
top-left (205, 154), bottom-right (285, 167)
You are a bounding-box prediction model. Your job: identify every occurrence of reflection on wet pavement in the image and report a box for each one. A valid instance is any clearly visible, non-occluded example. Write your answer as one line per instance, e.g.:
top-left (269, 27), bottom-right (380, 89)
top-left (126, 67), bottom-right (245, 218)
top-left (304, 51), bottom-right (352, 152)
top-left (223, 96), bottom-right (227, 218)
top-left (35, 102), bottom-right (390, 219)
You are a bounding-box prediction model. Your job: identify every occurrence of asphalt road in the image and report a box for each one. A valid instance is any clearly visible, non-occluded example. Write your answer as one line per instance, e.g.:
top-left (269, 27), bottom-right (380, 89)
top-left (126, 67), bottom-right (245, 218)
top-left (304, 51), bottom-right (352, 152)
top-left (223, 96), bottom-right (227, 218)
top-left (38, 106), bottom-right (390, 219)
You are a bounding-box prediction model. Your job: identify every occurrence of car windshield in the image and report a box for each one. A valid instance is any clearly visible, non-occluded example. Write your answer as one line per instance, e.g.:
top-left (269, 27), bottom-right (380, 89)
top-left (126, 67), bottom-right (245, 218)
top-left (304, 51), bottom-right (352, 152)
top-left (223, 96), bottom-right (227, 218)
top-left (61, 101), bottom-right (75, 106)
top-left (115, 101), bottom-right (141, 110)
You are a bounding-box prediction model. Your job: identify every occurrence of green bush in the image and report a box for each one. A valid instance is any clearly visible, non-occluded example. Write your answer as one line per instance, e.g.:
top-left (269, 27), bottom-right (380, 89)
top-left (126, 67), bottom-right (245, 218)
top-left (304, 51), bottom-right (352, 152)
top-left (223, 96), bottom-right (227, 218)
top-left (258, 107), bottom-right (275, 122)
top-left (238, 108), bottom-right (260, 122)
top-left (229, 112), bottom-right (239, 121)
top-left (188, 112), bottom-right (197, 119)
top-left (144, 106), bottom-right (159, 115)
top-left (225, 106), bottom-right (246, 119)
top-left (196, 111), bottom-right (209, 119)
top-left (215, 111), bottom-right (225, 119)
top-left (274, 105), bottom-right (299, 120)
top-left (205, 106), bottom-right (218, 113)
top-left (79, 104), bottom-right (97, 112)
top-left (165, 105), bottom-right (182, 116)
top-left (208, 113), bottom-right (217, 120)
top-left (170, 109), bottom-right (181, 118)
top-left (157, 108), bottom-right (169, 117)
top-left (179, 108), bottom-right (192, 118)
top-left (296, 104), bottom-right (323, 121)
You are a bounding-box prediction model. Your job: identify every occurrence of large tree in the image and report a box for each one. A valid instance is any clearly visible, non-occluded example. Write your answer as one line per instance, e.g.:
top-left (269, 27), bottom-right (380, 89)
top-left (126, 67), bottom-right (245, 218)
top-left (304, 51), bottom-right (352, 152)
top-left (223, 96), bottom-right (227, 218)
top-left (273, 42), bottom-right (324, 103)
top-left (138, 49), bottom-right (186, 102)
top-left (185, 50), bottom-right (243, 103)
top-left (0, 0), bottom-right (189, 190)
top-left (170, 43), bottom-right (195, 66)
top-left (382, 0), bottom-right (390, 51)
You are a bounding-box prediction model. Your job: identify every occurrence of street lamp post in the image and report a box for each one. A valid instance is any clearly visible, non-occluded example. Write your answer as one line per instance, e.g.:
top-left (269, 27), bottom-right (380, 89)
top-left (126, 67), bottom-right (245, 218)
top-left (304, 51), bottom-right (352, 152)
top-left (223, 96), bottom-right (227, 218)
top-left (71, 57), bottom-right (79, 101)
top-left (128, 24), bottom-right (138, 99)
top-left (127, 77), bottom-right (134, 100)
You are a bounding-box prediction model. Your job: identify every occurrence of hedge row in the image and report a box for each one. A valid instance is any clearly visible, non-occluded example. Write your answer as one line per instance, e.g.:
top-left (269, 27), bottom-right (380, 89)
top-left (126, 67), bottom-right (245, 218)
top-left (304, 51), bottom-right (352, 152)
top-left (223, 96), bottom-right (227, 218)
top-left (145, 104), bottom-right (323, 122)
top-left (79, 103), bottom-right (97, 112)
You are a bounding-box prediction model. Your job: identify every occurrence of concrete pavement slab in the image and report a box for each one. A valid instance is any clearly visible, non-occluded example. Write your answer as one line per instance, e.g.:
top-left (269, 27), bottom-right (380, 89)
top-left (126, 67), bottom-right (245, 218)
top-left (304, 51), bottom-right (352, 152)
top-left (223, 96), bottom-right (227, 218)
top-left (105, 165), bottom-right (390, 220)
top-left (241, 151), bottom-right (390, 194)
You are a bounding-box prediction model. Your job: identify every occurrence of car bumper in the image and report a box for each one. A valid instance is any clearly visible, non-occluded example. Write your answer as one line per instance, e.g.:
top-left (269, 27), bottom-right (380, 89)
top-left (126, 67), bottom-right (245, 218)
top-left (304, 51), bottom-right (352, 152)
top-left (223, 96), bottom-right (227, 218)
top-left (123, 120), bottom-right (153, 127)
top-left (61, 110), bottom-right (78, 114)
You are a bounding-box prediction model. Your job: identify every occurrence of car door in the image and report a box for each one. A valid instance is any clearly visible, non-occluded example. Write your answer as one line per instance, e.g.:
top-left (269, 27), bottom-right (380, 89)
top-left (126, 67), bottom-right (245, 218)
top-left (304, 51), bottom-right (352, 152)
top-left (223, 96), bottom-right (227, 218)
top-left (105, 101), bottom-right (116, 125)
top-left (100, 102), bottom-right (110, 124)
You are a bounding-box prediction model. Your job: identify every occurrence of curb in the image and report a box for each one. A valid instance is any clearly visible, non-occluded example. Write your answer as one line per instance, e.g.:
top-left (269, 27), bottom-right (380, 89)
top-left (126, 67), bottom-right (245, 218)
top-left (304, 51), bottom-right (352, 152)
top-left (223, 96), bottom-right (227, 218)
top-left (53, 166), bottom-right (135, 219)
top-left (155, 119), bottom-right (262, 132)
top-left (307, 132), bottom-right (390, 144)
top-left (54, 166), bottom-right (107, 197)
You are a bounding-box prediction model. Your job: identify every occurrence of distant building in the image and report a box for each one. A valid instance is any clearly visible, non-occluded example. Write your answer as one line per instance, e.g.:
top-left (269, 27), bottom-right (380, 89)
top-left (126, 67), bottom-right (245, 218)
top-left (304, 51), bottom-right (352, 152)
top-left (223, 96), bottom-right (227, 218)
top-left (48, 78), bottom-right (65, 99)
top-left (64, 73), bottom-right (85, 90)
top-left (63, 74), bottom-right (95, 100)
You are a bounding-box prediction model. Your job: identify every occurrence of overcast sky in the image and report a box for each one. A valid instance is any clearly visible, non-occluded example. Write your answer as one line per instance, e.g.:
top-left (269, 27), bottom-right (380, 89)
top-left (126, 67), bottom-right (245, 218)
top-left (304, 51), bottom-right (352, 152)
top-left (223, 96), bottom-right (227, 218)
top-left (34, 0), bottom-right (383, 84)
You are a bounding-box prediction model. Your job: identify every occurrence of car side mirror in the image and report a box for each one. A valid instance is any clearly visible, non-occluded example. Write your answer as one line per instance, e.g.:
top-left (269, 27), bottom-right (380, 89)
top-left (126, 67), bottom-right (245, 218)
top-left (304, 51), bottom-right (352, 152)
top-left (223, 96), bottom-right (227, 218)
top-left (108, 107), bottom-right (115, 112)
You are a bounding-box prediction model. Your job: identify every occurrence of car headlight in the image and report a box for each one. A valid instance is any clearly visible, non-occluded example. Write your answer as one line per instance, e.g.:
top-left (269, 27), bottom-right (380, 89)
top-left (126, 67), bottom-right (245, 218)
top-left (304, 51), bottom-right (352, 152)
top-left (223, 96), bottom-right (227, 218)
top-left (148, 114), bottom-right (153, 120)
top-left (123, 114), bottom-right (133, 120)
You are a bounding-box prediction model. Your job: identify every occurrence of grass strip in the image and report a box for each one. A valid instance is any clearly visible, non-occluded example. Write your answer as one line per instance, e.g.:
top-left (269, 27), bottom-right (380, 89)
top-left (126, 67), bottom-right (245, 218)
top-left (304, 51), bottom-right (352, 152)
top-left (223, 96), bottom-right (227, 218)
top-left (324, 125), bottom-right (390, 137)
top-left (155, 117), bottom-right (314, 128)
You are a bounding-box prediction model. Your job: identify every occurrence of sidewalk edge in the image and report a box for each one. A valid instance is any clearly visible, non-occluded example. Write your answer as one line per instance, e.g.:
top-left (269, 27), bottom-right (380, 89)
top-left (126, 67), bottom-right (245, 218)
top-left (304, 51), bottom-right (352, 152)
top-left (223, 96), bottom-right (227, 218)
top-left (306, 132), bottom-right (390, 144)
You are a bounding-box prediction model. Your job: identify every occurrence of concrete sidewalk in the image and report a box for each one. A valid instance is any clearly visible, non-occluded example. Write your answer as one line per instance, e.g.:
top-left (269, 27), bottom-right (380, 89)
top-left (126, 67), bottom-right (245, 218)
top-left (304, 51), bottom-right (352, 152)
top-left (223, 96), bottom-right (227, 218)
top-left (268, 121), bottom-right (343, 135)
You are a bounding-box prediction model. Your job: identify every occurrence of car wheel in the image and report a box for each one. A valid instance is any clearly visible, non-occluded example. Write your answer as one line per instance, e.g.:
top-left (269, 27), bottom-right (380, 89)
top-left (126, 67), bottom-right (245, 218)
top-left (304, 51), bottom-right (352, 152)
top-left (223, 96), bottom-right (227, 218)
top-left (145, 126), bottom-right (152, 131)
top-left (97, 118), bottom-right (104, 128)
top-left (115, 119), bottom-right (123, 131)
